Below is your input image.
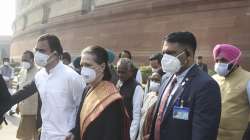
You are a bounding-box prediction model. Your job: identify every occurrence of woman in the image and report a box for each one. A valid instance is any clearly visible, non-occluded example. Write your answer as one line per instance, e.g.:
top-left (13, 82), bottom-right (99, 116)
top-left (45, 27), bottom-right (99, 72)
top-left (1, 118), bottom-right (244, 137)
top-left (137, 72), bottom-right (161, 140)
top-left (66, 45), bottom-right (129, 140)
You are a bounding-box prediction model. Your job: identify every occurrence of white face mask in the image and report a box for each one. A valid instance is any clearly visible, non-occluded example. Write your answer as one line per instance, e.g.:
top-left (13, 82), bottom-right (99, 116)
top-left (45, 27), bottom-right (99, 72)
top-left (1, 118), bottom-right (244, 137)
top-left (151, 68), bottom-right (159, 73)
top-left (3, 62), bottom-right (9, 66)
top-left (149, 81), bottom-right (160, 92)
top-left (116, 80), bottom-right (124, 89)
top-left (161, 52), bottom-right (184, 74)
top-left (81, 66), bottom-right (96, 83)
top-left (214, 63), bottom-right (231, 76)
top-left (214, 52), bottom-right (242, 77)
top-left (21, 61), bottom-right (31, 69)
top-left (34, 52), bottom-right (49, 67)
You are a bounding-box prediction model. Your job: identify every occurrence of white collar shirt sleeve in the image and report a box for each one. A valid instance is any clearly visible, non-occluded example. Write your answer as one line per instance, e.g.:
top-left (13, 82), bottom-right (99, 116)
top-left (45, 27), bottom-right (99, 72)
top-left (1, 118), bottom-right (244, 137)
top-left (246, 80), bottom-right (250, 106)
top-left (130, 85), bottom-right (144, 140)
top-left (136, 70), bottom-right (143, 84)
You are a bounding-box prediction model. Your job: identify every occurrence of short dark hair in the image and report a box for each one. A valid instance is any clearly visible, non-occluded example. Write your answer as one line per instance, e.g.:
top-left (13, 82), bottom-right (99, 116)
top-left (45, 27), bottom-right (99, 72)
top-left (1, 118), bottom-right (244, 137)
top-left (3, 58), bottom-right (9, 62)
top-left (62, 52), bottom-right (71, 62)
top-left (119, 50), bottom-right (132, 59)
top-left (164, 32), bottom-right (197, 54)
top-left (149, 53), bottom-right (163, 64)
top-left (37, 34), bottom-right (63, 56)
top-left (82, 45), bottom-right (111, 81)
top-left (23, 50), bottom-right (34, 59)
top-left (73, 56), bottom-right (81, 68)
top-left (197, 56), bottom-right (203, 59)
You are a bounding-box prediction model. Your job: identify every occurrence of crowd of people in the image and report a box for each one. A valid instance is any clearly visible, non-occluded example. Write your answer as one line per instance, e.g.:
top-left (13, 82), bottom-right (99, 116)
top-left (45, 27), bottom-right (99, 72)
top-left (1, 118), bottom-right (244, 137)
top-left (0, 31), bottom-right (250, 140)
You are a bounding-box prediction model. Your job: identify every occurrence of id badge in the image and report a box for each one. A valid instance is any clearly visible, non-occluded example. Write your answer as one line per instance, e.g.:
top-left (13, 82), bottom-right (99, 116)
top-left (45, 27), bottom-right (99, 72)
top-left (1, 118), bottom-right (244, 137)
top-left (173, 106), bottom-right (190, 120)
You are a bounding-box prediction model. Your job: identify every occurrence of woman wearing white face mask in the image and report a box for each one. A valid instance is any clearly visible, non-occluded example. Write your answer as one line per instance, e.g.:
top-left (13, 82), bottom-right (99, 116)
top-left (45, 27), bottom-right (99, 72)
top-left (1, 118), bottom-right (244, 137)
top-left (137, 72), bottom-right (161, 140)
top-left (66, 45), bottom-right (129, 140)
top-left (212, 44), bottom-right (250, 140)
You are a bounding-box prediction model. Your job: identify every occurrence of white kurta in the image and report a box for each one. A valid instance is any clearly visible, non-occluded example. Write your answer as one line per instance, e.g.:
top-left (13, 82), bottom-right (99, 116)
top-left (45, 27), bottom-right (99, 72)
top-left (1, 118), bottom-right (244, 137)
top-left (18, 66), bottom-right (39, 115)
top-left (35, 61), bottom-right (85, 140)
top-left (130, 85), bottom-right (144, 140)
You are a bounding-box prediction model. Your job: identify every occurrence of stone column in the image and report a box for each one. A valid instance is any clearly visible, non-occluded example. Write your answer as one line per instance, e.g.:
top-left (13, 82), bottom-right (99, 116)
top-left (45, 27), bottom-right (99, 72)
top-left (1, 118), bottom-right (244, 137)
top-left (42, 3), bottom-right (50, 24)
top-left (82, 0), bottom-right (93, 14)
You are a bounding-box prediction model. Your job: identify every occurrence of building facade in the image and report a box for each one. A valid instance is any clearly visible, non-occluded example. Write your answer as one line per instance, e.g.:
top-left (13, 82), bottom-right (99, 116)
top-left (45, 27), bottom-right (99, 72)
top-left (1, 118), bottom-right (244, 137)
top-left (0, 36), bottom-right (12, 63)
top-left (11, 0), bottom-right (250, 69)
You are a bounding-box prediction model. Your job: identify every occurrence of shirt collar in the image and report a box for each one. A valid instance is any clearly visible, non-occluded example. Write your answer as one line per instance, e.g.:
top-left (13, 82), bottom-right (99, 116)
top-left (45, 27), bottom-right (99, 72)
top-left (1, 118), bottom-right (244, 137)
top-left (175, 64), bottom-right (195, 83)
top-left (48, 61), bottom-right (63, 74)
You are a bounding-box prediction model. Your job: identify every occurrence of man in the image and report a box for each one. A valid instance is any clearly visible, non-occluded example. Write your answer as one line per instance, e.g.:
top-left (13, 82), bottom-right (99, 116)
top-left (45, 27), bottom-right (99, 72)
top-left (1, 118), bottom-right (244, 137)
top-left (16, 51), bottom-right (39, 140)
top-left (0, 34), bottom-right (86, 140)
top-left (196, 56), bottom-right (208, 72)
top-left (117, 58), bottom-right (144, 140)
top-left (0, 58), bottom-right (14, 89)
top-left (0, 74), bottom-right (11, 125)
top-left (62, 52), bottom-right (72, 65)
top-left (72, 56), bottom-right (81, 74)
top-left (145, 53), bottom-right (165, 94)
top-left (0, 58), bottom-right (15, 116)
top-left (145, 32), bottom-right (221, 140)
top-left (119, 50), bottom-right (143, 84)
top-left (33, 34), bottom-right (86, 140)
top-left (149, 53), bottom-right (164, 76)
top-left (212, 44), bottom-right (250, 140)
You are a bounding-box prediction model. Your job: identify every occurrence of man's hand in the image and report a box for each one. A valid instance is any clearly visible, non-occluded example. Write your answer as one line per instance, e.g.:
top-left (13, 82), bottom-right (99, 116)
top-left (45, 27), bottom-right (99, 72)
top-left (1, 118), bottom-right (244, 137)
top-left (65, 133), bottom-right (75, 140)
top-left (0, 74), bottom-right (11, 123)
top-left (16, 105), bottom-right (19, 114)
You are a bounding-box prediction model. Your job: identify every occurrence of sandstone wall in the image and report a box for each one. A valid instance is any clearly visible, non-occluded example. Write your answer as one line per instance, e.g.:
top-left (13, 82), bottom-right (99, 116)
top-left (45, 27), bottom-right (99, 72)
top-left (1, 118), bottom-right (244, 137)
top-left (11, 0), bottom-right (250, 70)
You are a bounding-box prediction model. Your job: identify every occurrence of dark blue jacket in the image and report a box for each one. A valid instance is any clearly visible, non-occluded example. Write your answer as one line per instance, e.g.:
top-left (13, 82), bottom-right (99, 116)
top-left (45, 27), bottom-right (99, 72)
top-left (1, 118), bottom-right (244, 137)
top-left (0, 75), bottom-right (37, 124)
top-left (0, 74), bottom-right (11, 124)
top-left (150, 65), bottom-right (221, 140)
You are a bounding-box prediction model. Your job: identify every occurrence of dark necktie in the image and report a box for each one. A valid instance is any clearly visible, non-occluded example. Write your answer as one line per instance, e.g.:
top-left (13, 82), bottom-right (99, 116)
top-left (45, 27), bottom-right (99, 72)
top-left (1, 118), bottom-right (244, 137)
top-left (154, 76), bottom-right (177, 140)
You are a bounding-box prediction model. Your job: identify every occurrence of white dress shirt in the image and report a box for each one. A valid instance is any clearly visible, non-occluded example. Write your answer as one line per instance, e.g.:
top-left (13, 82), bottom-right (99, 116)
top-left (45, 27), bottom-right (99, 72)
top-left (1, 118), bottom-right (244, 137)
top-left (246, 81), bottom-right (250, 105)
top-left (35, 61), bottom-right (85, 140)
top-left (130, 85), bottom-right (144, 140)
top-left (166, 65), bottom-right (194, 106)
top-left (136, 69), bottom-right (143, 84)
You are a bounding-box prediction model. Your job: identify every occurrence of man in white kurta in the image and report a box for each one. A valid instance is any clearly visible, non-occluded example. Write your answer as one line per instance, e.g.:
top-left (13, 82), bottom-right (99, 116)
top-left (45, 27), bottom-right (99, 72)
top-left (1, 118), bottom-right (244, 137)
top-left (33, 34), bottom-right (86, 140)
top-left (35, 61), bottom-right (85, 140)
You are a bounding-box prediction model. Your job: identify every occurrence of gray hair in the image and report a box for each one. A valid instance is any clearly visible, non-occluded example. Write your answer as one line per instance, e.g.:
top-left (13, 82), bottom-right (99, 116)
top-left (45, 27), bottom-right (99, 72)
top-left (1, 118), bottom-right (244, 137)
top-left (117, 58), bottom-right (135, 70)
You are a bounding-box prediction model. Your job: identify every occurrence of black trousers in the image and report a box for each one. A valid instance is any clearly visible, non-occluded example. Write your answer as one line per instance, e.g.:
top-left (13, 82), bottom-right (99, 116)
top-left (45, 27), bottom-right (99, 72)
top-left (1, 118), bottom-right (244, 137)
top-left (243, 123), bottom-right (250, 140)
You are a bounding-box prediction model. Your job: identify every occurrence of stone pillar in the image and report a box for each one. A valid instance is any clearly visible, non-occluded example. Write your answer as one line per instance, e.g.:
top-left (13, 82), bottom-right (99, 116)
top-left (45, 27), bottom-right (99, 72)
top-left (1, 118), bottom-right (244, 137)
top-left (42, 3), bottom-right (50, 24)
top-left (82, 0), bottom-right (93, 14)
top-left (23, 15), bottom-right (27, 31)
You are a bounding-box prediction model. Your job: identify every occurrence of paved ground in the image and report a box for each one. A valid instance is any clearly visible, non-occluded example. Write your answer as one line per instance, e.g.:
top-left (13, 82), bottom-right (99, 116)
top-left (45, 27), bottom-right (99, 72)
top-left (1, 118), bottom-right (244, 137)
top-left (0, 114), bottom-right (20, 140)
